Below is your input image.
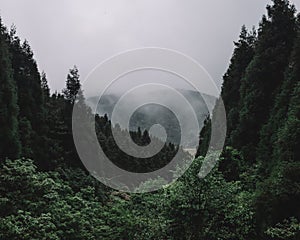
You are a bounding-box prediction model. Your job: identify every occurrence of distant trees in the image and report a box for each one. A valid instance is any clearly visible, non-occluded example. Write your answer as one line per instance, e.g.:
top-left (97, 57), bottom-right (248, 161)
top-left (95, 114), bottom-right (184, 173)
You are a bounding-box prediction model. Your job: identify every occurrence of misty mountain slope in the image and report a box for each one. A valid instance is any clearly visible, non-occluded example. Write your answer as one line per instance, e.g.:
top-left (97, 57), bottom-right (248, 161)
top-left (86, 89), bottom-right (216, 147)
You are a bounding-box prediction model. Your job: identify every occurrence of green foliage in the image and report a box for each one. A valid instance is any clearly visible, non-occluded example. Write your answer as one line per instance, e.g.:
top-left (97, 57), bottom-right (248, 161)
top-left (218, 146), bottom-right (243, 181)
top-left (0, 159), bottom-right (112, 240)
top-left (265, 217), bottom-right (300, 240)
top-left (163, 156), bottom-right (255, 240)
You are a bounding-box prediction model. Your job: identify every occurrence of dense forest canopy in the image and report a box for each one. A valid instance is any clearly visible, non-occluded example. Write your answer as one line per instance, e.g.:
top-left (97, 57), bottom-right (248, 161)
top-left (0, 0), bottom-right (300, 239)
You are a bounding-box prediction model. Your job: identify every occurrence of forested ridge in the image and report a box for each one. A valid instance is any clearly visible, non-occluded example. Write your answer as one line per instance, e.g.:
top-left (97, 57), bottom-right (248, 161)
top-left (0, 0), bottom-right (299, 239)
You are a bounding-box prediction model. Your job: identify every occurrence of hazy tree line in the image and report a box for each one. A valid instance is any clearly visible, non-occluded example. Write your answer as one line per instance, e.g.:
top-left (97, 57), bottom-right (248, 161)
top-left (0, 0), bottom-right (299, 239)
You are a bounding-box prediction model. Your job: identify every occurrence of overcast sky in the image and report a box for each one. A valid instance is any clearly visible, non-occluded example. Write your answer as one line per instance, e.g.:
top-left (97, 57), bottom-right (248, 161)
top-left (0, 0), bottom-right (299, 93)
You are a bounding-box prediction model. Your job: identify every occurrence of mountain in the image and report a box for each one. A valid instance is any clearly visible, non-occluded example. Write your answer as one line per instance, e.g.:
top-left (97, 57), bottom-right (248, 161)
top-left (86, 89), bottom-right (215, 148)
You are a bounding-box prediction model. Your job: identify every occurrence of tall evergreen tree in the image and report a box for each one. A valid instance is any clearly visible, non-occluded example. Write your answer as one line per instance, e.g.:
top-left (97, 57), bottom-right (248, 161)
top-left (275, 81), bottom-right (300, 164)
top-left (62, 66), bottom-right (85, 167)
top-left (231, 0), bottom-right (297, 162)
top-left (0, 19), bottom-right (20, 159)
top-left (257, 19), bottom-right (300, 174)
top-left (63, 66), bottom-right (81, 105)
top-left (7, 28), bottom-right (47, 163)
top-left (41, 71), bottom-right (50, 100)
top-left (221, 26), bottom-right (256, 144)
top-left (196, 27), bottom-right (256, 159)
top-left (195, 116), bottom-right (211, 158)
top-left (255, 79), bottom-right (300, 237)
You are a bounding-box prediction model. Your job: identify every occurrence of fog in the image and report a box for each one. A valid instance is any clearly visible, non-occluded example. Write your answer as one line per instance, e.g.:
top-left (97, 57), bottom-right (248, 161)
top-left (2, 0), bottom-right (298, 92)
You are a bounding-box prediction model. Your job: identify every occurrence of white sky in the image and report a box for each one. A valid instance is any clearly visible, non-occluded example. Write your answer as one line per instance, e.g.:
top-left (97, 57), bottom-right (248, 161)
top-left (0, 0), bottom-right (299, 93)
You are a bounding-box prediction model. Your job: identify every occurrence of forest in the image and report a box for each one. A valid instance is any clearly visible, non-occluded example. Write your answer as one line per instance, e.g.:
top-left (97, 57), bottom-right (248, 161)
top-left (0, 0), bottom-right (299, 239)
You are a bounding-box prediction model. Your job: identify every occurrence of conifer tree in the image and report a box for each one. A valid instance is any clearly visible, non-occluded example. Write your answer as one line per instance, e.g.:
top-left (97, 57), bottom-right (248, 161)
top-left (41, 71), bottom-right (50, 100)
top-left (195, 116), bottom-right (211, 158)
top-left (275, 81), bottom-right (300, 163)
top-left (7, 28), bottom-right (46, 162)
top-left (63, 66), bottom-right (81, 105)
top-left (257, 19), bottom-right (300, 174)
top-left (0, 20), bottom-right (20, 159)
top-left (62, 66), bottom-right (87, 167)
top-left (232, 0), bottom-right (297, 161)
top-left (221, 25), bottom-right (256, 144)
